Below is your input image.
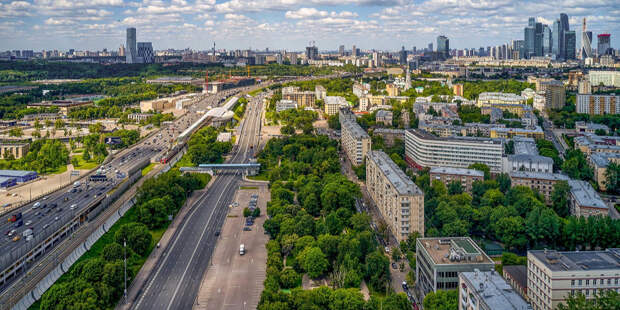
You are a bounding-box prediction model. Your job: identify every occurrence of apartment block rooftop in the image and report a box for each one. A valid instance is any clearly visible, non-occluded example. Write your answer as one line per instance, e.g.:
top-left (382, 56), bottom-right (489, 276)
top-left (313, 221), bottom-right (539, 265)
top-left (417, 237), bottom-right (493, 265)
top-left (367, 150), bottom-right (422, 196)
top-left (590, 152), bottom-right (620, 168)
top-left (530, 248), bottom-right (620, 272)
top-left (567, 179), bottom-right (608, 210)
top-left (341, 116), bottom-right (369, 139)
top-left (460, 270), bottom-right (531, 310)
top-left (509, 171), bottom-right (570, 181)
top-left (513, 136), bottom-right (539, 155)
top-left (409, 128), bottom-right (503, 145)
top-left (430, 167), bottom-right (484, 178)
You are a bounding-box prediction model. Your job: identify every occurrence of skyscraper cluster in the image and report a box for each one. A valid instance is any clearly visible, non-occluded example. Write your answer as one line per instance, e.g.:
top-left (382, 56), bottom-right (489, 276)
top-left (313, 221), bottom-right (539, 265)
top-left (524, 13), bottom-right (611, 61)
top-left (126, 27), bottom-right (154, 64)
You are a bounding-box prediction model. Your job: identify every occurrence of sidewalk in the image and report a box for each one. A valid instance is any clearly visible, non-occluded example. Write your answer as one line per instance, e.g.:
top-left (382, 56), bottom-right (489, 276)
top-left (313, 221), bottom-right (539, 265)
top-left (116, 176), bottom-right (217, 310)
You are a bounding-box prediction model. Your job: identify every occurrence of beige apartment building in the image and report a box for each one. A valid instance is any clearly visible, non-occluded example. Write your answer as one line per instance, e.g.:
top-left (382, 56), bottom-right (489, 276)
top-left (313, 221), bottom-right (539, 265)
top-left (339, 108), bottom-right (371, 165)
top-left (576, 94), bottom-right (619, 115)
top-left (366, 150), bottom-right (424, 242)
top-left (325, 96), bottom-right (348, 116)
top-left (527, 248), bottom-right (620, 310)
top-left (509, 171), bottom-right (569, 203)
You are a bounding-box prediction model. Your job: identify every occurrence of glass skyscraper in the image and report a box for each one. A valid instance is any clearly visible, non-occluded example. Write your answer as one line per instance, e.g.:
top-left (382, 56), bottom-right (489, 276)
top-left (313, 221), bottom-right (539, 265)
top-left (565, 31), bottom-right (576, 60)
top-left (126, 28), bottom-right (137, 64)
top-left (543, 25), bottom-right (552, 55)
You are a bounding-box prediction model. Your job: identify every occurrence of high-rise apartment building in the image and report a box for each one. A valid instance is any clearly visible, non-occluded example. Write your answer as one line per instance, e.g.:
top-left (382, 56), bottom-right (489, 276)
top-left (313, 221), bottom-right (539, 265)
top-left (576, 94), bottom-right (619, 115)
top-left (589, 70), bottom-right (620, 87)
top-left (399, 46), bottom-right (407, 65)
top-left (305, 45), bottom-right (318, 60)
top-left (352, 44), bottom-right (358, 57)
top-left (339, 108), bottom-right (371, 165)
top-left (282, 86), bottom-right (316, 107)
top-left (126, 27), bottom-right (137, 64)
top-left (542, 80), bottom-right (566, 110)
top-left (338, 45), bottom-right (345, 56)
top-left (527, 248), bottom-right (620, 310)
top-left (366, 150), bottom-right (424, 242)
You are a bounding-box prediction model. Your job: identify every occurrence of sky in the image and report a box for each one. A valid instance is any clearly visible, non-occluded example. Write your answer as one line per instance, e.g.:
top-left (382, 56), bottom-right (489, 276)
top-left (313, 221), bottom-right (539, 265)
top-left (1, 0), bottom-right (619, 52)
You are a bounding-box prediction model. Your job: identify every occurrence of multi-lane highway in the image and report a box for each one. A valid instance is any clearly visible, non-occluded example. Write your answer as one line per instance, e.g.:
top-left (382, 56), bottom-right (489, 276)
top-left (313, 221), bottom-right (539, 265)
top-left (130, 91), bottom-right (266, 310)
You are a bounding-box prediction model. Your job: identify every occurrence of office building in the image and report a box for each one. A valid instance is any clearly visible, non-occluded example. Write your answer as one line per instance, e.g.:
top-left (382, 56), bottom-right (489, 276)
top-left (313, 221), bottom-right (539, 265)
top-left (429, 167), bottom-right (484, 194)
top-left (0, 143), bottom-right (29, 160)
top-left (126, 27), bottom-right (137, 64)
top-left (542, 80), bottom-right (565, 111)
top-left (405, 129), bottom-right (504, 173)
top-left (576, 94), bottom-right (619, 115)
top-left (458, 270), bottom-right (530, 310)
top-left (559, 13), bottom-right (570, 60)
top-left (339, 108), bottom-right (371, 165)
top-left (597, 34), bottom-right (611, 55)
top-left (275, 99), bottom-right (297, 113)
top-left (567, 179), bottom-right (608, 217)
top-left (416, 237), bottom-right (494, 301)
top-left (552, 19), bottom-right (561, 57)
top-left (437, 35), bottom-right (449, 58)
top-left (542, 25), bottom-right (552, 55)
top-left (137, 42), bottom-right (154, 63)
top-left (580, 18), bottom-right (593, 59)
top-left (366, 150), bottom-right (424, 242)
top-left (509, 171), bottom-right (569, 203)
top-left (527, 248), bottom-right (620, 310)
top-left (525, 24), bottom-right (535, 58)
top-left (338, 45), bottom-right (345, 56)
top-left (399, 46), bottom-right (407, 65)
top-left (564, 30), bottom-right (576, 60)
top-left (282, 86), bottom-right (316, 108)
top-left (325, 96), bottom-right (348, 116)
top-left (588, 70), bottom-right (620, 87)
top-left (534, 22), bottom-right (544, 57)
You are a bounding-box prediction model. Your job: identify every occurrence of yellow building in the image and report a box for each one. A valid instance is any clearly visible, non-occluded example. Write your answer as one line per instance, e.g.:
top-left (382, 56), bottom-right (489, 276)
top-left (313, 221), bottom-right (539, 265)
top-left (490, 126), bottom-right (544, 139)
top-left (386, 83), bottom-right (400, 96)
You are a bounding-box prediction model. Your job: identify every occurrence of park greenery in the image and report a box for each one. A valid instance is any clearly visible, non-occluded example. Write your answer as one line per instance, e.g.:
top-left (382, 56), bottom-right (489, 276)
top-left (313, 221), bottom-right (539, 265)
top-left (38, 170), bottom-right (208, 310)
top-left (186, 126), bottom-right (232, 165)
top-left (415, 165), bottom-right (620, 252)
top-left (257, 134), bottom-right (410, 310)
top-left (548, 95), bottom-right (620, 135)
top-left (556, 290), bottom-right (620, 310)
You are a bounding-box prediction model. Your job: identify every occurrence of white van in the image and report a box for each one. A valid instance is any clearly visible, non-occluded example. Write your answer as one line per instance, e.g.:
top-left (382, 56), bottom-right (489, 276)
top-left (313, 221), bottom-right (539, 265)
top-left (22, 229), bottom-right (33, 237)
top-left (240, 244), bottom-right (245, 255)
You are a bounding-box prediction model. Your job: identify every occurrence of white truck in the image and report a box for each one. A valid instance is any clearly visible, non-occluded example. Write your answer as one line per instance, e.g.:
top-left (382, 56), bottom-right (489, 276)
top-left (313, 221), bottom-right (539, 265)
top-left (240, 244), bottom-right (245, 255)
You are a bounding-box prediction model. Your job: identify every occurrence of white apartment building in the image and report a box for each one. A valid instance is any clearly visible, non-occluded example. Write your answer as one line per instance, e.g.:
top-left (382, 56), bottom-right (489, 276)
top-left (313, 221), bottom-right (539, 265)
top-left (528, 248), bottom-right (620, 310)
top-left (588, 70), bottom-right (620, 88)
top-left (405, 129), bottom-right (504, 173)
top-left (325, 96), bottom-right (348, 116)
top-left (275, 99), bottom-right (298, 112)
top-left (476, 92), bottom-right (527, 107)
top-left (339, 108), bottom-right (371, 165)
top-left (366, 150), bottom-right (424, 241)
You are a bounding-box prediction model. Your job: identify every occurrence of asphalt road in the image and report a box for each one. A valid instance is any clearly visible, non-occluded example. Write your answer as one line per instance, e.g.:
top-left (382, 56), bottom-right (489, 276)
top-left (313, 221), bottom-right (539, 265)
top-left (131, 92), bottom-right (265, 310)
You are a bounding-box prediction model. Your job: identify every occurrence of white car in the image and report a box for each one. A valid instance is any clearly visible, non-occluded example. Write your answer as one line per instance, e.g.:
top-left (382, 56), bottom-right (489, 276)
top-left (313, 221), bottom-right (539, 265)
top-left (25, 220), bottom-right (32, 226)
top-left (70, 204), bottom-right (77, 210)
top-left (32, 202), bottom-right (40, 209)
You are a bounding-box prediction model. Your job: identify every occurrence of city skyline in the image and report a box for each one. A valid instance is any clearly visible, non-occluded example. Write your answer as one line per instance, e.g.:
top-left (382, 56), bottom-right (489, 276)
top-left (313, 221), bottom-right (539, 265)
top-left (0, 0), bottom-right (619, 51)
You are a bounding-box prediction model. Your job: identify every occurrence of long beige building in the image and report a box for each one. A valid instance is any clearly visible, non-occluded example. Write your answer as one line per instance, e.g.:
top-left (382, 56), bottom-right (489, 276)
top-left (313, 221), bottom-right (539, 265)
top-left (282, 86), bottom-right (316, 108)
top-left (366, 150), bottom-right (424, 242)
top-left (528, 248), bottom-right (620, 310)
top-left (339, 108), bottom-right (371, 165)
top-left (576, 94), bottom-right (619, 115)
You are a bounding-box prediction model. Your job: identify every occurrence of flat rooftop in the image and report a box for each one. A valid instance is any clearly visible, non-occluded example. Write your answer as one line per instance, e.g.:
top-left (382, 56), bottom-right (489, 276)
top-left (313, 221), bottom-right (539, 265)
top-left (408, 129), bottom-right (503, 145)
top-left (508, 154), bottom-right (553, 164)
top-left (514, 137), bottom-right (539, 155)
top-left (510, 171), bottom-right (569, 181)
top-left (368, 150), bottom-right (422, 196)
top-left (461, 271), bottom-right (531, 310)
top-left (341, 117), bottom-right (369, 139)
top-left (417, 237), bottom-right (493, 265)
top-left (530, 248), bottom-right (620, 272)
top-left (430, 167), bottom-right (484, 177)
top-left (0, 169), bottom-right (37, 177)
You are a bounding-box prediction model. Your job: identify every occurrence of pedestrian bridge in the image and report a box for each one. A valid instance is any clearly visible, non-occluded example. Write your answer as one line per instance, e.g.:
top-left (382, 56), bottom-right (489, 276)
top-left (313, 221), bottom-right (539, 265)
top-left (179, 163), bottom-right (260, 176)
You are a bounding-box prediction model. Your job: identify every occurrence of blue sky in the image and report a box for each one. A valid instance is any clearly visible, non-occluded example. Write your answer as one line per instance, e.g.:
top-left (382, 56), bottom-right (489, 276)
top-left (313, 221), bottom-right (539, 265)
top-left (1, 0), bottom-right (619, 52)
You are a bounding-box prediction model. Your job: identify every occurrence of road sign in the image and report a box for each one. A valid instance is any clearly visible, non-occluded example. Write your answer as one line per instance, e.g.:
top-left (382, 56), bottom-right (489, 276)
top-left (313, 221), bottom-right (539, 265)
top-left (71, 171), bottom-right (80, 176)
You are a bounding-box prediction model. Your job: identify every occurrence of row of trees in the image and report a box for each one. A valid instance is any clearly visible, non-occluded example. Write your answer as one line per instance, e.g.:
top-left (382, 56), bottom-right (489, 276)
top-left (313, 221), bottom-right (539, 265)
top-left (258, 134), bottom-right (410, 310)
top-left (39, 170), bottom-right (207, 309)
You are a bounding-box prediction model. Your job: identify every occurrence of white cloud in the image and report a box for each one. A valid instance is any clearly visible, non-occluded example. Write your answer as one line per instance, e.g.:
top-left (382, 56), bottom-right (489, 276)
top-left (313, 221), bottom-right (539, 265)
top-left (44, 18), bottom-right (77, 25)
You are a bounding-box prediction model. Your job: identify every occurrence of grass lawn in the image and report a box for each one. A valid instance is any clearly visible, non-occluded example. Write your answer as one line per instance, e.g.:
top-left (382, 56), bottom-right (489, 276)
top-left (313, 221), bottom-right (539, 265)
top-left (240, 186), bottom-right (258, 190)
top-left (47, 164), bottom-right (68, 175)
top-left (71, 156), bottom-right (99, 170)
top-left (248, 88), bottom-right (264, 96)
top-left (247, 173), bottom-right (269, 181)
top-left (141, 163), bottom-right (156, 176)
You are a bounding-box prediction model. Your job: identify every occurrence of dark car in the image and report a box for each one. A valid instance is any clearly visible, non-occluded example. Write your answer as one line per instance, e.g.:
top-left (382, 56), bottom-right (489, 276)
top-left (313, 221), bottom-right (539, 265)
top-left (215, 230), bottom-right (221, 236)
top-left (392, 263), bottom-right (397, 269)
top-left (243, 227), bottom-right (252, 231)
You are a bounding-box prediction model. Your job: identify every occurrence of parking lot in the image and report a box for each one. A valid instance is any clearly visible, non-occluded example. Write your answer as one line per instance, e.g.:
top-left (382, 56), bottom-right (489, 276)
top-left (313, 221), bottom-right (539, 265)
top-left (194, 183), bottom-right (269, 310)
